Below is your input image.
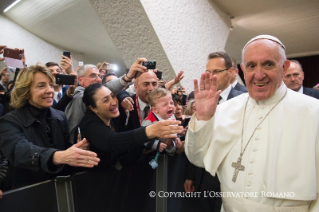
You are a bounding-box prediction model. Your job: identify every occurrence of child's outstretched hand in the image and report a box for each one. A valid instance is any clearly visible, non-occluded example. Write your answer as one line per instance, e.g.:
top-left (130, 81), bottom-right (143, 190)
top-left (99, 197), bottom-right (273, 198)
top-left (159, 143), bottom-right (167, 152)
top-left (175, 137), bottom-right (182, 148)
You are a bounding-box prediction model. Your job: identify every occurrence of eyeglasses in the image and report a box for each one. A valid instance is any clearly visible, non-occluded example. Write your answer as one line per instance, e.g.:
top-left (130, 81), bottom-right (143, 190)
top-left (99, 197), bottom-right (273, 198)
top-left (206, 68), bottom-right (230, 75)
top-left (3, 74), bottom-right (10, 77)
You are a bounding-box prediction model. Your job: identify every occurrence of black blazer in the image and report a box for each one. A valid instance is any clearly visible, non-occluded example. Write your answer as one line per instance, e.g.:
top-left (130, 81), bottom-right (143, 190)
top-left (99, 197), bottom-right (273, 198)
top-left (227, 87), bottom-right (244, 100)
top-left (303, 87), bottom-right (319, 100)
top-left (186, 87), bottom-right (244, 191)
top-left (0, 104), bottom-right (71, 190)
top-left (234, 82), bottom-right (248, 93)
top-left (78, 109), bottom-right (147, 169)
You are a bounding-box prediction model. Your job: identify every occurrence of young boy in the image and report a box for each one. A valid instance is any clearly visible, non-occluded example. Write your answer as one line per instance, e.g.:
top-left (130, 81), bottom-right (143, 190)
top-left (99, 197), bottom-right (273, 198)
top-left (142, 88), bottom-right (182, 155)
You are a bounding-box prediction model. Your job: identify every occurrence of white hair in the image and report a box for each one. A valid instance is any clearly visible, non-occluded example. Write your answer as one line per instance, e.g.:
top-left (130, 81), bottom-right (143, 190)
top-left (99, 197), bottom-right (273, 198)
top-left (77, 64), bottom-right (98, 77)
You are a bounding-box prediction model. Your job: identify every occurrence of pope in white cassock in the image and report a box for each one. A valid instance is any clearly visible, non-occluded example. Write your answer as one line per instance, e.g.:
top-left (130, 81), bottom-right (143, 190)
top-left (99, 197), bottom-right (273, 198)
top-left (185, 35), bottom-right (319, 212)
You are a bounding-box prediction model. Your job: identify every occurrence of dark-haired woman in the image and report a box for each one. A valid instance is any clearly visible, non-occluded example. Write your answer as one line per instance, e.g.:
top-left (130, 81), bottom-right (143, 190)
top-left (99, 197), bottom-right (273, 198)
top-left (78, 83), bottom-right (182, 169)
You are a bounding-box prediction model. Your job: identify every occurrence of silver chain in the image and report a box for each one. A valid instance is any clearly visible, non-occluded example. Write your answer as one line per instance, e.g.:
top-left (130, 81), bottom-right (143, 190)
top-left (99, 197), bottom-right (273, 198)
top-left (240, 89), bottom-right (287, 155)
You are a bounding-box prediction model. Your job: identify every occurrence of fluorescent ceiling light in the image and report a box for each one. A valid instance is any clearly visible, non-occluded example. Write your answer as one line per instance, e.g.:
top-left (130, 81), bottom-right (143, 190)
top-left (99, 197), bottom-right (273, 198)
top-left (4, 0), bottom-right (21, 12)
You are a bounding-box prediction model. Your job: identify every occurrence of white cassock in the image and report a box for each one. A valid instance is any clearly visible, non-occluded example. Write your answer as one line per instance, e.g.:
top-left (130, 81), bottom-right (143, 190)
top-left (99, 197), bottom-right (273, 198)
top-left (185, 82), bottom-right (319, 212)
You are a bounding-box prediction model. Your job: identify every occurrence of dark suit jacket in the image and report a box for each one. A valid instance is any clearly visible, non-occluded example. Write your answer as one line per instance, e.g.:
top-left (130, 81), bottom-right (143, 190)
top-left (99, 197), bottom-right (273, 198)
top-left (303, 87), bottom-right (319, 100)
top-left (186, 87), bottom-right (244, 191)
top-left (234, 82), bottom-right (248, 93)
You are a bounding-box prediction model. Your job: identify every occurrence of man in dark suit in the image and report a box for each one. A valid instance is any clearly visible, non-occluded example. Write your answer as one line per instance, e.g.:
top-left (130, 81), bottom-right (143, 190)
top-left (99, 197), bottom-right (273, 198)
top-left (112, 70), bottom-right (159, 166)
top-left (230, 57), bottom-right (248, 92)
top-left (283, 60), bottom-right (319, 100)
top-left (184, 52), bottom-right (243, 212)
top-left (115, 70), bottom-right (159, 132)
top-left (45, 62), bottom-right (70, 105)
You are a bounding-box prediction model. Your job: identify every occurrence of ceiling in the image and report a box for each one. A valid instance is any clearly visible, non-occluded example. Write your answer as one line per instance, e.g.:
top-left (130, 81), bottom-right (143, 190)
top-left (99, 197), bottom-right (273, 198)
top-left (2, 0), bottom-right (319, 67)
top-left (212, 0), bottom-right (319, 63)
top-left (1, 0), bottom-right (126, 72)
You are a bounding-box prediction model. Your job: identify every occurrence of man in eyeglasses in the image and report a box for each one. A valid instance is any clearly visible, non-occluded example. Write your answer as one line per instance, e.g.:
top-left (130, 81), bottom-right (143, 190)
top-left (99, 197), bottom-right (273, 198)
top-left (184, 51), bottom-right (243, 212)
top-left (205, 52), bottom-right (244, 104)
top-left (0, 68), bottom-right (10, 92)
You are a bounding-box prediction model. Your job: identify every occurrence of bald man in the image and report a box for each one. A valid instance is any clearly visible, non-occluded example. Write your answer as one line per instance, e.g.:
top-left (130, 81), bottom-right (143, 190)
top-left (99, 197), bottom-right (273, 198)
top-left (283, 60), bottom-right (319, 99)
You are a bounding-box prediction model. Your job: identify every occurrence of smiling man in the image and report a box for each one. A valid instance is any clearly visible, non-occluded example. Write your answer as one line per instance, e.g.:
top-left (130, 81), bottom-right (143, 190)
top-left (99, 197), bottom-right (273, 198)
top-left (185, 35), bottom-right (319, 211)
top-left (114, 70), bottom-right (159, 132)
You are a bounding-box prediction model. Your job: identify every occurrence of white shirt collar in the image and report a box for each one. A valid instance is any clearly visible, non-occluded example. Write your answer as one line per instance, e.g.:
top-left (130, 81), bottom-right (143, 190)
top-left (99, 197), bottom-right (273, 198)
top-left (138, 96), bottom-right (148, 111)
top-left (54, 89), bottom-right (63, 102)
top-left (219, 84), bottom-right (232, 104)
top-left (297, 86), bottom-right (303, 94)
top-left (231, 80), bottom-right (238, 88)
top-left (138, 97), bottom-right (149, 120)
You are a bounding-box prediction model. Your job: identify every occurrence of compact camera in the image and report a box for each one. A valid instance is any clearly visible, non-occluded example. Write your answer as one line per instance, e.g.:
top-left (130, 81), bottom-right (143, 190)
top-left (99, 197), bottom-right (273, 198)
top-left (142, 61), bottom-right (156, 69)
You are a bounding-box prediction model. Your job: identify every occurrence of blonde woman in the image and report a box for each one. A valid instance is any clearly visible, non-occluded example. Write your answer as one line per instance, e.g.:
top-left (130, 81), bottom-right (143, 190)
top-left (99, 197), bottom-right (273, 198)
top-left (0, 64), bottom-right (99, 191)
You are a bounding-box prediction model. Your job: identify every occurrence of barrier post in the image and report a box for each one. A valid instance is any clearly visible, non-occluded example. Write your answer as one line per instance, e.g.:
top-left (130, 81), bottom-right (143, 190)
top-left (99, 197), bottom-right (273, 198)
top-left (54, 175), bottom-right (77, 212)
top-left (156, 154), bottom-right (167, 212)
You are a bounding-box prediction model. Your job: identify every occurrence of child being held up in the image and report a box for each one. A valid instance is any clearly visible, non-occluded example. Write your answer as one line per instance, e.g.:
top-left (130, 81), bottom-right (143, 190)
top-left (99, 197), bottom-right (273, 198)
top-left (142, 88), bottom-right (182, 155)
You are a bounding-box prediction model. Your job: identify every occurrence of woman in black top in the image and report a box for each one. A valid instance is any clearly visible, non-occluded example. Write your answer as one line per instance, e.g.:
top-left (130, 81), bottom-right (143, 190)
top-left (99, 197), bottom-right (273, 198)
top-left (78, 83), bottom-right (182, 169)
top-left (0, 64), bottom-right (100, 190)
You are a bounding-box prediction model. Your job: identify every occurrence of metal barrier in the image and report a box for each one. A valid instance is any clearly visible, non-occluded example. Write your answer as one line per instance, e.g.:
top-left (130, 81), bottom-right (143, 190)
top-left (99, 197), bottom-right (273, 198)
top-left (0, 153), bottom-right (192, 212)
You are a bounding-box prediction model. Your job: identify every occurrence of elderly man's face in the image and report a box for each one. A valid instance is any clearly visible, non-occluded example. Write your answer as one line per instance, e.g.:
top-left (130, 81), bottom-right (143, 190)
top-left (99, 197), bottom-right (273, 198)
top-left (206, 57), bottom-right (233, 91)
top-left (241, 40), bottom-right (289, 101)
top-left (134, 71), bottom-right (158, 103)
top-left (283, 62), bottom-right (304, 91)
top-left (79, 68), bottom-right (101, 88)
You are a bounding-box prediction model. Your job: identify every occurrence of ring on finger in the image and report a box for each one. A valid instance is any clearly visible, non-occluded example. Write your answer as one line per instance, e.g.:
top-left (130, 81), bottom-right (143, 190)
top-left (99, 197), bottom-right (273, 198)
top-left (200, 88), bottom-right (204, 91)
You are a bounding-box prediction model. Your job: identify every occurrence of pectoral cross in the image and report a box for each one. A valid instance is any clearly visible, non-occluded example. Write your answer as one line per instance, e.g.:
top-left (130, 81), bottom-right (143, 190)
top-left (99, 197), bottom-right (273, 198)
top-left (231, 156), bottom-right (245, 182)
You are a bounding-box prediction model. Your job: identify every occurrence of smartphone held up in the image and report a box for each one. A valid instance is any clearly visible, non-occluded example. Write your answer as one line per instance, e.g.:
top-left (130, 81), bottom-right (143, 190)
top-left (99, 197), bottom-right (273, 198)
top-left (63, 51), bottom-right (71, 58)
top-left (55, 74), bottom-right (75, 85)
top-left (3, 48), bottom-right (24, 68)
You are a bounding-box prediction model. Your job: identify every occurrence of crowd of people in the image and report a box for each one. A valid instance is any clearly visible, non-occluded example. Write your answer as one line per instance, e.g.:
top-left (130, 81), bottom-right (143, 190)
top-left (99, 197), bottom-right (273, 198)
top-left (0, 34), bottom-right (319, 212)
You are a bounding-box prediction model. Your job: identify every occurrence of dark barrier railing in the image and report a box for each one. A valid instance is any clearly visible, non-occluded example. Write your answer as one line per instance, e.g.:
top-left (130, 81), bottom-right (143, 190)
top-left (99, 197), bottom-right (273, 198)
top-left (0, 180), bottom-right (58, 212)
top-left (0, 153), bottom-right (193, 212)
